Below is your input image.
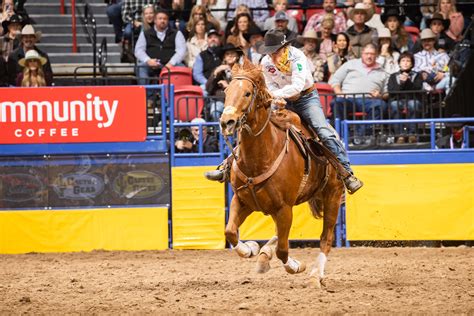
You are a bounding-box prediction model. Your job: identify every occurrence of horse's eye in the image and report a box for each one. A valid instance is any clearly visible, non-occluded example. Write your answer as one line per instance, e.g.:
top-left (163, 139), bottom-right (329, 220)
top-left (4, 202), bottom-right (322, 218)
top-left (245, 92), bottom-right (251, 97)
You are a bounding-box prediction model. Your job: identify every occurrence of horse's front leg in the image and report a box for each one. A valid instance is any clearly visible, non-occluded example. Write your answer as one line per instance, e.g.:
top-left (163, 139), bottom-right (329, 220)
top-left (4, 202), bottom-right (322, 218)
top-left (225, 195), bottom-right (259, 258)
top-left (273, 206), bottom-right (306, 274)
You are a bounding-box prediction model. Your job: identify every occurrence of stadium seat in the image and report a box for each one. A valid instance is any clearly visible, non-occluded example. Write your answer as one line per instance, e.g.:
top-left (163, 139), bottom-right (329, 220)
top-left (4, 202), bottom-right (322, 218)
top-left (160, 66), bottom-right (193, 87)
top-left (315, 82), bottom-right (334, 117)
top-left (287, 9), bottom-right (304, 32)
top-left (174, 85), bottom-right (205, 122)
top-left (404, 26), bottom-right (420, 43)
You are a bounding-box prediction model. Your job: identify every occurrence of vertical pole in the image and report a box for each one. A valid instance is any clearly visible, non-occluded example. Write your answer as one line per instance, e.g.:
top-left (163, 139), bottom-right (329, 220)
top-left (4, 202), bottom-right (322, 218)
top-left (71, 0), bottom-right (77, 53)
top-left (430, 121), bottom-right (436, 149)
top-left (93, 20), bottom-right (97, 78)
top-left (60, 0), bottom-right (65, 14)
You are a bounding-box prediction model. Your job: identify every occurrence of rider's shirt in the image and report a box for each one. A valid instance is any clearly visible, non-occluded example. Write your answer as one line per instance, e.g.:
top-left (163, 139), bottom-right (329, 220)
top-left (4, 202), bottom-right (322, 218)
top-left (261, 46), bottom-right (314, 100)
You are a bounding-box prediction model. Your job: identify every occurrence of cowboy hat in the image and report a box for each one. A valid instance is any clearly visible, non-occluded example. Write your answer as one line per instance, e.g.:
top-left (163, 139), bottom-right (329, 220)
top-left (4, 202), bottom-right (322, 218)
top-left (426, 12), bottom-right (450, 30)
top-left (377, 27), bottom-right (392, 39)
top-left (18, 49), bottom-right (47, 67)
top-left (296, 29), bottom-right (319, 44)
top-left (243, 25), bottom-right (265, 43)
top-left (348, 3), bottom-right (374, 23)
top-left (221, 43), bottom-right (244, 56)
top-left (258, 29), bottom-right (294, 55)
top-left (381, 8), bottom-right (406, 25)
top-left (420, 28), bottom-right (436, 40)
top-left (1, 14), bottom-right (25, 35)
top-left (21, 24), bottom-right (42, 41)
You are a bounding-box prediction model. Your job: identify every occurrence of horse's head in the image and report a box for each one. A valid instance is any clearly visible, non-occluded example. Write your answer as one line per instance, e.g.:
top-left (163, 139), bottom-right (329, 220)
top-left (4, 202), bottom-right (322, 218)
top-left (220, 59), bottom-right (272, 136)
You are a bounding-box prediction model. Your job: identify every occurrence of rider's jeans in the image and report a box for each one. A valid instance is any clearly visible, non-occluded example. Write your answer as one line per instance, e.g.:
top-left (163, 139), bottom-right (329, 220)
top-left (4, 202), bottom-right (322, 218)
top-left (286, 90), bottom-right (353, 174)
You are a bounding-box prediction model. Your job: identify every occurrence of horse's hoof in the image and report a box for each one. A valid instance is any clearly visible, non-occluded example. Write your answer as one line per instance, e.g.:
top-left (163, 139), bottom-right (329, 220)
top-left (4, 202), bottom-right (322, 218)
top-left (256, 253), bottom-right (271, 274)
top-left (244, 241), bottom-right (260, 258)
top-left (284, 259), bottom-right (306, 274)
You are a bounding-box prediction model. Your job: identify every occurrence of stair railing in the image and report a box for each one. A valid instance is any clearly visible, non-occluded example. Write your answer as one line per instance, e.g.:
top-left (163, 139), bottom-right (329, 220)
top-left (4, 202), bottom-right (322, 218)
top-left (80, 0), bottom-right (98, 77)
top-left (98, 37), bottom-right (108, 77)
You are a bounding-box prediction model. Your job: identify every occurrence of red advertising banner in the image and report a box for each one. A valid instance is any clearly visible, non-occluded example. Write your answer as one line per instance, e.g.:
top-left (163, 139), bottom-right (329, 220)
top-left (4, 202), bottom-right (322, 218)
top-left (0, 86), bottom-right (147, 144)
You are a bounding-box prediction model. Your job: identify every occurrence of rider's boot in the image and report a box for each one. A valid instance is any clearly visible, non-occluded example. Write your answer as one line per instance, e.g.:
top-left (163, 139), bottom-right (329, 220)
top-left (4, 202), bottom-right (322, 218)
top-left (343, 174), bottom-right (363, 195)
top-left (204, 157), bottom-right (232, 182)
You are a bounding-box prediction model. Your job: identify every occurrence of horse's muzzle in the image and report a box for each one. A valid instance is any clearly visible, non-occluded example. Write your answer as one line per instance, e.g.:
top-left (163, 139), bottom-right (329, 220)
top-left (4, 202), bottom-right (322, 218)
top-left (221, 119), bottom-right (236, 136)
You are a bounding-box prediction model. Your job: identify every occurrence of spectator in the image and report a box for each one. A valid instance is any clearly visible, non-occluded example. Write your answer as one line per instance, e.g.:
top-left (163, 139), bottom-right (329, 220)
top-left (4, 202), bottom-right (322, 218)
top-left (347, 0), bottom-right (384, 31)
top-left (436, 114), bottom-right (472, 149)
top-left (7, 25), bottom-right (53, 86)
top-left (185, 18), bottom-right (208, 67)
top-left (264, 0), bottom-right (298, 33)
top-left (155, 0), bottom-right (195, 31)
top-left (413, 28), bottom-right (451, 92)
top-left (318, 16), bottom-right (336, 61)
top-left (183, 5), bottom-right (221, 39)
top-left (205, 44), bottom-right (243, 121)
top-left (224, 4), bottom-right (250, 39)
top-left (381, 8), bottom-right (412, 53)
top-left (387, 52), bottom-right (423, 144)
top-left (196, 0), bottom-right (228, 30)
top-left (0, 55), bottom-right (7, 86)
top-left (16, 49), bottom-right (47, 87)
top-left (329, 43), bottom-right (388, 142)
top-left (106, 1), bottom-right (124, 43)
top-left (345, 3), bottom-right (378, 58)
top-left (243, 24), bottom-right (264, 64)
top-left (175, 118), bottom-right (219, 152)
top-left (134, 9), bottom-right (186, 84)
top-left (420, 0), bottom-right (437, 30)
top-left (227, 0), bottom-right (269, 29)
top-left (304, 0), bottom-right (347, 35)
top-left (384, 0), bottom-right (423, 28)
top-left (122, 0), bottom-right (154, 42)
top-left (326, 32), bottom-right (354, 79)
top-left (193, 28), bottom-right (223, 91)
top-left (297, 29), bottom-right (325, 82)
top-left (226, 13), bottom-right (255, 49)
top-left (412, 13), bottom-right (452, 53)
top-left (272, 11), bottom-right (298, 44)
top-left (141, 4), bottom-right (155, 32)
top-left (0, 0), bottom-right (15, 33)
top-left (377, 28), bottom-right (400, 75)
top-left (440, 0), bottom-right (465, 51)
top-left (1, 14), bottom-right (24, 61)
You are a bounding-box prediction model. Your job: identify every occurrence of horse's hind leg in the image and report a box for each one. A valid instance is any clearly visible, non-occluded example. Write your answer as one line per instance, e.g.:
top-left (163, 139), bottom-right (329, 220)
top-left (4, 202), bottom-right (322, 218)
top-left (273, 206), bottom-right (306, 274)
top-left (225, 196), bottom-right (259, 258)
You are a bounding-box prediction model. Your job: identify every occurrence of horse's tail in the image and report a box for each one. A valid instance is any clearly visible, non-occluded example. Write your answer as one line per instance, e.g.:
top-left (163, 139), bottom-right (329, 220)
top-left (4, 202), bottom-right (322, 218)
top-left (308, 195), bottom-right (324, 219)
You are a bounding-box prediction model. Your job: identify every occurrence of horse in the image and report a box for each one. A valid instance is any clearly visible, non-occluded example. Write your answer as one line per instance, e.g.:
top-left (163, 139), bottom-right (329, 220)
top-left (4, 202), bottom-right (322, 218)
top-left (220, 59), bottom-right (345, 287)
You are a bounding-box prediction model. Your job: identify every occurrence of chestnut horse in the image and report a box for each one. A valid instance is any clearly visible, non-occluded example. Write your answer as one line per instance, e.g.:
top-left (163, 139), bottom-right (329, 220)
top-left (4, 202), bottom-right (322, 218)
top-left (220, 60), bottom-right (344, 286)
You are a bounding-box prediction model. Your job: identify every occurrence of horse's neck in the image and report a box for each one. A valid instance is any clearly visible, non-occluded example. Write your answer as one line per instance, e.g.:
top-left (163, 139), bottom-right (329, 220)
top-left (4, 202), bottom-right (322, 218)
top-left (238, 107), bottom-right (282, 175)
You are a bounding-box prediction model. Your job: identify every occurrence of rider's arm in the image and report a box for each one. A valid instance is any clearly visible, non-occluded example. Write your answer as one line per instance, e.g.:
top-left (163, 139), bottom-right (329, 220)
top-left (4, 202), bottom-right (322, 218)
top-left (270, 56), bottom-right (307, 99)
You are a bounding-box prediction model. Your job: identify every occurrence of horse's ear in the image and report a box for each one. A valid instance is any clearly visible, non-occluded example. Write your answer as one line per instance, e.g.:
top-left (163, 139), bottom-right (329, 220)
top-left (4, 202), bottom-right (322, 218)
top-left (231, 63), bottom-right (240, 75)
top-left (242, 57), bottom-right (252, 69)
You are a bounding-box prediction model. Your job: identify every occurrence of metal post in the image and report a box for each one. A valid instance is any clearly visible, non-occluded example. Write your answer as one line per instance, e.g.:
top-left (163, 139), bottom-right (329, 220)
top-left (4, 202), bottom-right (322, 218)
top-left (93, 20), bottom-right (97, 78)
top-left (430, 121), bottom-right (436, 149)
top-left (71, 0), bottom-right (77, 53)
top-left (60, 0), bottom-right (65, 14)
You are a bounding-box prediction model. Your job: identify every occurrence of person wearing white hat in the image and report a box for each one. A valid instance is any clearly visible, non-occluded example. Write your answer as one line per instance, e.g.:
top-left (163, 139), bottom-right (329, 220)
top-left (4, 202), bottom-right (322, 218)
top-left (376, 27), bottom-right (400, 74)
top-left (297, 29), bottom-right (325, 82)
top-left (175, 117), bottom-right (218, 153)
top-left (413, 28), bottom-right (452, 92)
top-left (346, 0), bottom-right (384, 31)
top-left (7, 24), bottom-right (52, 86)
top-left (345, 2), bottom-right (378, 58)
top-left (16, 49), bottom-right (47, 87)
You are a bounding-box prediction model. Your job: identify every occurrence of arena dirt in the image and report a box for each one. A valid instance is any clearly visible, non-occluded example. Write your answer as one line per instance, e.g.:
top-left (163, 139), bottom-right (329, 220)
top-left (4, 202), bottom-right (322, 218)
top-left (0, 247), bottom-right (472, 314)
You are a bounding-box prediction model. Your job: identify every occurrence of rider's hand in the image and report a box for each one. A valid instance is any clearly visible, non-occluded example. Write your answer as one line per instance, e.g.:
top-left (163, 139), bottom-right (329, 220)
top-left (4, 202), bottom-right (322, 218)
top-left (272, 98), bottom-right (287, 109)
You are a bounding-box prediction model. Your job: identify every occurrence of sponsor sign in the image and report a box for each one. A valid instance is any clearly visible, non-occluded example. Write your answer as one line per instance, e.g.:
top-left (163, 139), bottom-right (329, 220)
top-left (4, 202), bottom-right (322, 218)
top-left (0, 86), bottom-right (146, 144)
top-left (112, 170), bottom-right (164, 199)
top-left (52, 173), bottom-right (105, 200)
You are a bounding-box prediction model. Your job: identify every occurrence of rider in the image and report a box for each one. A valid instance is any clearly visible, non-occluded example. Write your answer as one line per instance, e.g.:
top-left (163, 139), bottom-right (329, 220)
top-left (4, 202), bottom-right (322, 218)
top-left (205, 29), bottom-right (363, 194)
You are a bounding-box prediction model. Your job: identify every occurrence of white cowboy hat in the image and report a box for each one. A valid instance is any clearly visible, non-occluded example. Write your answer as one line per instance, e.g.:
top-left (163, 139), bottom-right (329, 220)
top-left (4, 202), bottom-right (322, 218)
top-left (348, 3), bottom-right (373, 23)
top-left (420, 28), bottom-right (436, 40)
top-left (377, 27), bottom-right (392, 39)
top-left (21, 24), bottom-right (42, 41)
top-left (18, 50), bottom-right (47, 67)
top-left (297, 29), bottom-right (319, 43)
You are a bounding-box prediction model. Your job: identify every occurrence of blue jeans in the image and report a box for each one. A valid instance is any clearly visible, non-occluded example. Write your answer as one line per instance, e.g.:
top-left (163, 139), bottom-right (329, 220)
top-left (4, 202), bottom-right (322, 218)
top-left (210, 100), bottom-right (224, 122)
top-left (331, 97), bottom-right (387, 136)
top-left (106, 1), bottom-right (123, 43)
top-left (286, 90), bottom-right (352, 174)
top-left (389, 99), bottom-right (420, 135)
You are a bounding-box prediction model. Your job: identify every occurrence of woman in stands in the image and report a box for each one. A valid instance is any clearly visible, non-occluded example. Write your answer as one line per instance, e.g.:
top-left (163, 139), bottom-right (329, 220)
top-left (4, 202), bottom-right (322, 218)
top-left (381, 8), bottom-right (413, 53)
top-left (318, 16), bottom-right (337, 62)
top-left (326, 32), bottom-right (353, 80)
top-left (377, 28), bottom-right (400, 74)
top-left (196, 0), bottom-right (228, 30)
top-left (183, 5), bottom-right (220, 39)
top-left (185, 18), bottom-right (208, 67)
top-left (141, 4), bottom-right (155, 32)
top-left (437, 0), bottom-right (464, 49)
top-left (226, 13), bottom-right (254, 50)
top-left (16, 50), bottom-right (48, 87)
top-left (224, 4), bottom-right (250, 39)
top-left (0, 14), bottom-right (23, 61)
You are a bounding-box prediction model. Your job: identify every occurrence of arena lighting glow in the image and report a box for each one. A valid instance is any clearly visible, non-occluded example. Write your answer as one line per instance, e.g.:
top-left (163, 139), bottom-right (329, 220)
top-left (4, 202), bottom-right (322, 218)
top-left (0, 93), bottom-right (119, 128)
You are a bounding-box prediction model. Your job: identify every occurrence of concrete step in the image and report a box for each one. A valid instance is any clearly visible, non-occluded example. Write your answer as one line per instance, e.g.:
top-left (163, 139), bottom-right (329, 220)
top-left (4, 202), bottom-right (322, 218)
top-left (25, 2), bottom-right (108, 15)
top-left (29, 14), bottom-right (110, 25)
top-left (52, 62), bottom-right (135, 76)
top-left (37, 43), bottom-right (121, 54)
top-left (35, 24), bottom-right (114, 34)
top-left (49, 52), bottom-right (121, 64)
top-left (40, 33), bottom-right (115, 44)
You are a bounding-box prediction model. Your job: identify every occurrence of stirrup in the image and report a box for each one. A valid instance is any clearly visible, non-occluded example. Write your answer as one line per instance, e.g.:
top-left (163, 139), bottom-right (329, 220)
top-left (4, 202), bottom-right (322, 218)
top-left (204, 169), bottom-right (226, 182)
top-left (343, 175), bottom-right (363, 194)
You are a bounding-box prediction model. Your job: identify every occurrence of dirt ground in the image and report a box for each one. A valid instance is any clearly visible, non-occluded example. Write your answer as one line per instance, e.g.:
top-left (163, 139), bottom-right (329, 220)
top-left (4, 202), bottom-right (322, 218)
top-left (0, 247), bottom-right (472, 314)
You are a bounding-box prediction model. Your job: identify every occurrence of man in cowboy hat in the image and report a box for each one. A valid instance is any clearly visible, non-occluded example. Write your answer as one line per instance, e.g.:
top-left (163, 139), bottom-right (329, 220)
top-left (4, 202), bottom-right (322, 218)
top-left (193, 28), bottom-right (223, 92)
top-left (304, 0), bottom-right (347, 35)
top-left (243, 25), bottom-right (265, 65)
top-left (272, 11), bottom-right (298, 45)
top-left (413, 28), bottom-right (451, 92)
top-left (346, 2), bottom-right (378, 58)
top-left (205, 29), bottom-right (364, 194)
top-left (412, 13), bottom-right (452, 54)
top-left (0, 14), bottom-right (24, 61)
top-left (297, 29), bottom-right (325, 82)
top-left (7, 24), bottom-right (52, 86)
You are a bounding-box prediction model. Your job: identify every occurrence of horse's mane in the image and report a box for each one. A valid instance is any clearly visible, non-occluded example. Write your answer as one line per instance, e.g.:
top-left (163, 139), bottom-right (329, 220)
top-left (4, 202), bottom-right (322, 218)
top-left (231, 58), bottom-right (273, 107)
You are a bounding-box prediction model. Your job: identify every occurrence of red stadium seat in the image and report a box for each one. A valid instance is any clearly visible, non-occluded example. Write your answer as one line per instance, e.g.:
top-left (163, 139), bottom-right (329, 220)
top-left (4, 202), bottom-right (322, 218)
top-left (404, 26), bottom-right (420, 43)
top-left (305, 8), bottom-right (324, 21)
top-left (160, 66), bottom-right (193, 87)
top-left (174, 85), bottom-right (204, 122)
top-left (315, 82), bottom-right (334, 117)
top-left (287, 9), bottom-right (304, 33)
